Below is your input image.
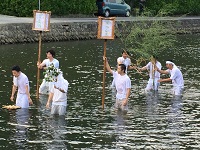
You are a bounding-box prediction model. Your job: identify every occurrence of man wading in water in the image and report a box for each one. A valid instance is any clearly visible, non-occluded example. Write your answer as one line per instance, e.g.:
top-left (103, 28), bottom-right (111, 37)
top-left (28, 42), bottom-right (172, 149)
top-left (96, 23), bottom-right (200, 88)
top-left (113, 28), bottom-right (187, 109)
top-left (10, 65), bottom-right (33, 108)
top-left (103, 57), bottom-right (131, 112)
top-left (37, 50), bottom-right (59, 95)
top-left (155, 60), bottom-right (184, 95)
top-left (137, 55), bottom-right (162, 92)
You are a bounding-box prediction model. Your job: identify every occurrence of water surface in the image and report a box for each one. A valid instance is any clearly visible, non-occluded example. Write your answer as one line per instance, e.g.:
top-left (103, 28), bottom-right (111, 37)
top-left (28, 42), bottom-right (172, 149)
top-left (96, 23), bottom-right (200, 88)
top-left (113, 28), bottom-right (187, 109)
top-left (0, 35), bottom-right (199, 149)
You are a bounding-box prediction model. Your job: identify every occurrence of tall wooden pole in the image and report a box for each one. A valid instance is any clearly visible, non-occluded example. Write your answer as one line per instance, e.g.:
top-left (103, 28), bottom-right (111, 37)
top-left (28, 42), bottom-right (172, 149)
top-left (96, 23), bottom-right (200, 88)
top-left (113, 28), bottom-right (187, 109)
top-left (38, 0), bottom-right (41, 11)
top-left (102, 39), bottom-right (107, 109)
top-left (36, 31), bottom-right (42, 99)
top-left (152, 58), bottom-right (156, 90)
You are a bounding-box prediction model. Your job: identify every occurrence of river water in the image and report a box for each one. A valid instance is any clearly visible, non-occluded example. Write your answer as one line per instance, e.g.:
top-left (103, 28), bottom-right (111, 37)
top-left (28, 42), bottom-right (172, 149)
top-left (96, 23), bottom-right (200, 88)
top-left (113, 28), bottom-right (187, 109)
top-left (0, 34), bottom-right (199, 149)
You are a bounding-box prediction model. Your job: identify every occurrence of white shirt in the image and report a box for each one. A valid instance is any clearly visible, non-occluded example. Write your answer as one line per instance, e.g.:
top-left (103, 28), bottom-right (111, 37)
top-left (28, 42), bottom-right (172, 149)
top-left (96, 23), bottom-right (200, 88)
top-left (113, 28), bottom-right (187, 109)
top-left (42, 58), bottom-right (59, 68)
top-left (51, 88), bottom-right (67, 106)
top-left (13, 72), bottom-right (29, 94)
top-left (117, 57), bottom-right (131, 73)
top-left (167, 66), bottom-right (184, 88)
top-left (51, 75), bottom-right (69, 106)
top-left (113, 71), bottom-right (131, 99)
top-left (146, 61), bottom-right (162, 79)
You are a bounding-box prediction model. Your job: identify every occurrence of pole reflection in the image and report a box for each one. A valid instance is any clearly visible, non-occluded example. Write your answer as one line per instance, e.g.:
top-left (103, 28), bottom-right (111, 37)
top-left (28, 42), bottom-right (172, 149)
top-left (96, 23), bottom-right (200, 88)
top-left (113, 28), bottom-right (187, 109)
top-left (167, 95), bottom-right (183, 149)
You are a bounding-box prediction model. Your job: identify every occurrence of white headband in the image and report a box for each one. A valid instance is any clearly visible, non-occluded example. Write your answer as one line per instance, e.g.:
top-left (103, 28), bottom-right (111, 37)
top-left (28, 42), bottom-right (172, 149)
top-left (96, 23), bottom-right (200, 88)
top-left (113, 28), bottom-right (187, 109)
top-left (166, 61), bottom-right (174, 65)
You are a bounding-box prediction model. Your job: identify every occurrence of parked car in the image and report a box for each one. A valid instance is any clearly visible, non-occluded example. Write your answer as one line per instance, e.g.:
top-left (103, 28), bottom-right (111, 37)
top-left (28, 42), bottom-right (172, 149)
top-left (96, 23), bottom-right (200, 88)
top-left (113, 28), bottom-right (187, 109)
top-left (96, 0), bottom-right (131, 17)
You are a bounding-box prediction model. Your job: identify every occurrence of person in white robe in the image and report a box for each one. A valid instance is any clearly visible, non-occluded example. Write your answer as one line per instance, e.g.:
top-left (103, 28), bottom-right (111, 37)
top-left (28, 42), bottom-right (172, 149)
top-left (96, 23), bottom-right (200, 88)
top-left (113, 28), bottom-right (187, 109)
top-left (37, 49), bottom-right (59, 94)
top-left (104, 57), bottom-right (131, 112)
top-left (138, 55), bottom-right (162, 92)
top-left (10, 65), bottom-right (33, 108)
top-left (155, 60), bottom-right (184, 95)
top-left (46, 73), bottom-right (69, 116)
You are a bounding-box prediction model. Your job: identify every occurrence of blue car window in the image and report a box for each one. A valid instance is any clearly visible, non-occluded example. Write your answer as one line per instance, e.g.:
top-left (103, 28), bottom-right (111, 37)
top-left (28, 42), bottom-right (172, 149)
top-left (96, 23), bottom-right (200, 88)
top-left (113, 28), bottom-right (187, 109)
top-left (109, 0), bottom-right (116, 3)
top-left (116, 0), bottom-right (122, 3)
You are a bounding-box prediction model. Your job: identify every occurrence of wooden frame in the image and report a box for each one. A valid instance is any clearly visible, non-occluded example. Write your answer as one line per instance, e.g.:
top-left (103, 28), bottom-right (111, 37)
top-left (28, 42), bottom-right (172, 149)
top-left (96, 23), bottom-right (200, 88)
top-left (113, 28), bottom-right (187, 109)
top-left (97, 16), bottom-right (115, 40)
top-left (32, 10), bottom-right (51, 31)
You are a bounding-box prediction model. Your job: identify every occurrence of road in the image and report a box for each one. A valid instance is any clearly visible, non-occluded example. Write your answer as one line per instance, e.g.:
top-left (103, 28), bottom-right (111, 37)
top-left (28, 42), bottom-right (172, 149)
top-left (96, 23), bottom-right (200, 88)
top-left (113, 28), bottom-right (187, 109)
top-left (0, 14), bottom-right (200, 24)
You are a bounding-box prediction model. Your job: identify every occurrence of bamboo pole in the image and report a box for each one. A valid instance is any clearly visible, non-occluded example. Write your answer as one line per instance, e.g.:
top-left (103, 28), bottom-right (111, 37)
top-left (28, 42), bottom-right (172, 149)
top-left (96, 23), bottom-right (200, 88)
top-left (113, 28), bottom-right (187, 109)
top-left (102, 39), bottom-right (107, 109)
top-left (38, 0), bottom-right (41, 11)
top-left (152, 58), bottom-right (156, 90)
top-left (152, 63), bottom-right (155, 90)
top-left (36, 31), bottom-right (42, 99)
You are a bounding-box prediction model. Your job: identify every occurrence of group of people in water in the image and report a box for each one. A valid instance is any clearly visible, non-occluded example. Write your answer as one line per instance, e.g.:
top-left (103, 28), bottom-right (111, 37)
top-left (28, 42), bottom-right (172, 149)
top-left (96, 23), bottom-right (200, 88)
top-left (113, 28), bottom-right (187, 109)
top-left (10, 49), bottom-right (184, 115)
top-left (10, 50), bottom-right (69, 116)
top-left (104, 50), bottom-right (184, 111)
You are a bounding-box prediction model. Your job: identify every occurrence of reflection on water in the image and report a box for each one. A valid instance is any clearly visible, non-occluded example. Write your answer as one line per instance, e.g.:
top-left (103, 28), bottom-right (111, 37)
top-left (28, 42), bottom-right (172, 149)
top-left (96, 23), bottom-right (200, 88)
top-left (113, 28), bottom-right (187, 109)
top-left (0, 34), bottom-right (200, 149)
top-left (167, 95), bottom-right (183, 149)
top-left (8, 109), bottom-right (33, 149)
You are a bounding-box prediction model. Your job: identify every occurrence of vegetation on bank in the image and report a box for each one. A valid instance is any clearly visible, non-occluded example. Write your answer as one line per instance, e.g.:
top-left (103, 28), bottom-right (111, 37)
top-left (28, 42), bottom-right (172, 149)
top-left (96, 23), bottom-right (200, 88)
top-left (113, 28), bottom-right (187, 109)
top-left (129, 0), bottom-right (200, 16)
top-left (116, 14), bottom-right (176, 63)
top-left (0, 0), bottom-right (96, 17)
top-left (0, 0), bottom-right (199, 17)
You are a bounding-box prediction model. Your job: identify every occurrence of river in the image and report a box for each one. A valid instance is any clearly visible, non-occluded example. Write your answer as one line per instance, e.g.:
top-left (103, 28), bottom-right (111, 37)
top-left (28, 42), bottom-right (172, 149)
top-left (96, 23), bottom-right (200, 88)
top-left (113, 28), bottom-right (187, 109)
top-left (0, 34), bottom-right (199, 149)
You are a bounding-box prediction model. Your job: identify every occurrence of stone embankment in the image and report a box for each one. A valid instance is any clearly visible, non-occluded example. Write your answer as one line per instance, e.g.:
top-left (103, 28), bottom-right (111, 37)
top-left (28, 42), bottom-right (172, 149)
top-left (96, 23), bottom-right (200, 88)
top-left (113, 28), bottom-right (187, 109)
top-left (0, 23), bottom-right (97, 44)
top-left (0, 16), bottom-right (200, 44)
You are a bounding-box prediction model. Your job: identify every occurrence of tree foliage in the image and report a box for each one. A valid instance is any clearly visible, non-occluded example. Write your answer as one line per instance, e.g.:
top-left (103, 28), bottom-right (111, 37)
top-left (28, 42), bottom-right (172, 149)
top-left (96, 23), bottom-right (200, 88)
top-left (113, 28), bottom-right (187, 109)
top-left (0, 0), bottom-right (96, 17)
top-left (117, 15), bottom-right (176, 61)
top-left (0, 0), bottom-right (199, 17)
top-left (139, 0), bottom-right (200, 16)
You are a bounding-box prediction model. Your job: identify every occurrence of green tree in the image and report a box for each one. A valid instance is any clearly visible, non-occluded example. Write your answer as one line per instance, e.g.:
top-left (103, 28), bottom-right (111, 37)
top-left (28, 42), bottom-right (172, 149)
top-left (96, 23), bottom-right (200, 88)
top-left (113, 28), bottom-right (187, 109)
top-left (117, 14), bottom-right (176, 62)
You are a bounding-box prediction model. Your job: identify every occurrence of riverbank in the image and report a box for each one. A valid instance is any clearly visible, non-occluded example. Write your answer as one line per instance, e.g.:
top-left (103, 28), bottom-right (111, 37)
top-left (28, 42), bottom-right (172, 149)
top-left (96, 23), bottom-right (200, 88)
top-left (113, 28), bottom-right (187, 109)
top-left (0, 15), bottom-right (200, 44)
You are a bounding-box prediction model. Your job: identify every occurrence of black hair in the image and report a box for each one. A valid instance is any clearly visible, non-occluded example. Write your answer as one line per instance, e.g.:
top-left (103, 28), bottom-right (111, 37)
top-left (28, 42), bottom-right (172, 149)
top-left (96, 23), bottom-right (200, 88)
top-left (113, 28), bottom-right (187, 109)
top-left (121, 50), bottom-right (130, 56)
top-left (119, 64), bottom-right (126, 73)
top-left (153, 55), bottom-right (158, 60)
top-left (12, 65), bottom-right (21, 72)
top-left (46, 50), bottom-right (55, 57)
top-left (166, 59), bottom-right (174, 62)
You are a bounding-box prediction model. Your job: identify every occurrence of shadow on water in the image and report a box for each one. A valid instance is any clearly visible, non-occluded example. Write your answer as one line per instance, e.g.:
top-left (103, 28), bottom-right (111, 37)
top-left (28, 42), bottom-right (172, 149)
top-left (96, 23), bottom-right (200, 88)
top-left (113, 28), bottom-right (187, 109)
top-left (0, 34), bottom-right (200, 149)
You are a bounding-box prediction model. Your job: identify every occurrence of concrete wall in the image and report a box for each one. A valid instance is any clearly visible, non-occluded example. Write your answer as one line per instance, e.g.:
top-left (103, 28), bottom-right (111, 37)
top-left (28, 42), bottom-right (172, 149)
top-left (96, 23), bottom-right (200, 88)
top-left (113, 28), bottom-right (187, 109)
top-left (0, 19), bottom-right (200, 44)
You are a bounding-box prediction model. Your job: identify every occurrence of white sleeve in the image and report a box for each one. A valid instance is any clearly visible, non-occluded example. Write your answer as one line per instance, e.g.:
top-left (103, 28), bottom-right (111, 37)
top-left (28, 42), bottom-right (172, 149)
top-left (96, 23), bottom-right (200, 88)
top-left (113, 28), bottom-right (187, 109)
top-left (155, 62), bottom-right (162, 70)
top-left (63, 80), bottom-right (69, 93)
top-left (126, 78), bottom-right (131, 89)
top-left (145, 62), bottom-right (151, 70)
top-left (54, 60), bottom-right (59, 68)
top-left (42, 59), bottom-right (48, 66)
top-left (170, 69), bottom-right (178, 80)
top-left (166, 69), bottom-right (170, 74)
top-left (13, 77), bottom-right (18, 87)
top-left (158, 62), bottom-right (162, 70)
top-left (128, 58), bottom-right (132, 66)
top-left (25, 77), bottom-right (29, 85)
top-left (23, 77), bottom-right (29, 91)
top-left (113, 71), bottom-right (117, 79)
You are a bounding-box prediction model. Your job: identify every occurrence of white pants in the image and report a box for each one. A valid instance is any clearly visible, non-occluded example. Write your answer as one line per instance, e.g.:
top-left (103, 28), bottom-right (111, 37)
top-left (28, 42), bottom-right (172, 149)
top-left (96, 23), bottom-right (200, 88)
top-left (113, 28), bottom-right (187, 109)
top-left (51, 104), bottom-right (66, 116)
top-left (115, 98), bottom-right (128, 111)
top-left (172, 86), bottom-right (184, 95)
top-left (39, 80), bottom-right (54, 94)
top-left (145, 78), bottom-right (160, 92)
top-left (16, 93), bottom-right (29, 108)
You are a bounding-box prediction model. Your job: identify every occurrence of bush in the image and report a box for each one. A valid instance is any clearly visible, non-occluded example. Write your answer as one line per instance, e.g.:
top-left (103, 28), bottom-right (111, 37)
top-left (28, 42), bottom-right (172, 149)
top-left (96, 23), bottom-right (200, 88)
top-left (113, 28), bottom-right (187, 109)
top-left (0, 0), bottom-right (200, 17)
top-left (0, 0), bottom-right (96, 17)
top-left (145, 0), bottom-right (200, 16)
